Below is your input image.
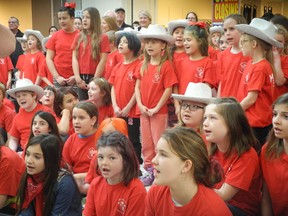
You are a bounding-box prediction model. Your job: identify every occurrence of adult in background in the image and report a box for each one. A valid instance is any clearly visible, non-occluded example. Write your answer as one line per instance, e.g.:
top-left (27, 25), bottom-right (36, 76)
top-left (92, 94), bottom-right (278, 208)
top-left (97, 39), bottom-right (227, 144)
top-left (138, 10), bottom-right (152, 30)
top-left (8, 16), bottom-right (23, 67)
top-left (185, 11), bottom-right (198, 22)
top-left (115, 7), bottom-right (133, 30)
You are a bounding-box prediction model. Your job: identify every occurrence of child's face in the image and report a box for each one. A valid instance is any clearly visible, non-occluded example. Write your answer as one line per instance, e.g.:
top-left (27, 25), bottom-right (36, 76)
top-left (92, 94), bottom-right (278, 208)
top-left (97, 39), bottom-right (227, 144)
top-left (98, 146), bottom-right (123, 185)
top-left (32, 115), bottom-right (51, 136)
top-left (15, 91), bottom-right (37, 111)
top-left (101, 19), bottom-right (109, 33)
top-left (88, 82), bottom-right (104, 102)
top-left (219, 35), bottom-right (230, 51)
top-left (144, 39), bottom-right (166, 57)
top-left (72, 107), bottom-right (97, 136)
top-left (273, 104), bottom-right (288, 141)
top-left (58, 11), bottom-right (74, 31)
top-left (25, 144), bottom-right (45, 175)
top-left (211, 32), bottom-right (221, 47)
top-left (172, 27), bottom-right (185, 48)
top-left (27, 35), bottom-right (39, 50)
top-left (41, 89), bottom-right (55, 108)
top-left (21, 41), bottom-right (29, 52)
top-left (118, 36), bottom-right (131, 55)
top-left (74, 19), bottom-right (83, 31)
top-left (239, 34), bottom-right (253, 57)
top-left (223, 18), bottom-right (241, 47)
top-left (180, 101), bottom-right (205, 130)
top-left (203, 104), bottom-right (228, 146)
top-left (274, 33), bottom-right (285, 54)
top-left (49, 27), bottom-right (57, 35)
top-left (152, 137), bottom-right (187, 186)
top-left (62, 93), bottom-right (78, 112)
top-left (82, 11), bottom-right (91, 32)
top-left (183, 32), bottom-right (200, 56)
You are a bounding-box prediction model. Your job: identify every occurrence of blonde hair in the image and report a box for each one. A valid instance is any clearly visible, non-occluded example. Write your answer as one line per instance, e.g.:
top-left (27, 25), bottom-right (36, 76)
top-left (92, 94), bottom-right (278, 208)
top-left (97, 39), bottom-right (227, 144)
top-left (275, 24), bottom-right (288, 55)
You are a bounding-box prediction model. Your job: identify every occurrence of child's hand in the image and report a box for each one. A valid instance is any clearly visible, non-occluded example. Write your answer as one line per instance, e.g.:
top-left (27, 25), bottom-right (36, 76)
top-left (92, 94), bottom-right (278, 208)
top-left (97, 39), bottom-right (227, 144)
top-left (66, 76), bottom-right (76, 86)
top-left (56, 76), bottom-right (67, 86)
top-left (76, 79), bottom-right (87, 90)
top-left (113, 106), bottom-right (122, 117)
top-left (139, 105), bottom-right (149, 116)
top-left (121, 106), bottom-right (131, 117)
top-left (147, 107), bottom-right (159, 117)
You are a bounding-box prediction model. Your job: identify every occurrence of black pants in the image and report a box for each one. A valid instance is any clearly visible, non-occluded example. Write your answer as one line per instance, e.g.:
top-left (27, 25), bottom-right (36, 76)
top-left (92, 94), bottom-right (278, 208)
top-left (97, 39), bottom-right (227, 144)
top-left (122, 117), bottom-right (143, 164)
top-left (77, 74), bottom-right (94, 101)
top-left (252, 124), bottom-right (272, 154)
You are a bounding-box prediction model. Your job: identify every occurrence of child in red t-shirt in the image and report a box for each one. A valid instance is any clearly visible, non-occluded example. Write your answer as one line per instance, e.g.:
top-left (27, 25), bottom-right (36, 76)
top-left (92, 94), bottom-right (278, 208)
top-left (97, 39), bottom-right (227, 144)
top-left (87, 77), bottom-right (114, 125)
top-left (22, 30), bottom-right (45, 86)
top-left (236, 18), bottom-right (283, 146)
top-left (15, 35), bottom-right (30, 80)
top-left (62, 101), bottom-right (98, 189)
top-left (6, 79), bottom-right (52, 152)
top-left (217, 14), bottom-right (249, 98)
top-left (209, 26), bottom-right (223, 52)
top-left (146, 127), bottom-right (231, 216)
top-left (273, 24), bottom-right (288, 100)
top-left (72, 7), bottom-right (110, 100)
top-left (135, 24), bottom-right (178, 186)
top-left (173, 22), bottom-right (216, 116)
top-left (83, 131), bottom-right (146, 216)
top-left (0, 56), bottom-right (13, 89)
top-left (40, 85), bottom-right (56, 111)
top-left (103, 30), bottom-right (123, 80)
top-left (203, 98), bottom-right (261, 215)
top-left (260, 93), bottom-right (288, 216)
top-left (109, 30), bottom-right (142, 164)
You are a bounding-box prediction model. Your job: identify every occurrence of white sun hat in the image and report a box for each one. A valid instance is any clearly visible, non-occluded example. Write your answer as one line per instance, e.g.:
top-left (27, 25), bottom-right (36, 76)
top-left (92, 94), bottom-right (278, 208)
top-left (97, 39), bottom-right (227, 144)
top-left (172, 82), bottom-right (214, 104)
top-left (210, 26), bottom-right (224, 34)
top-left (42, 35), bottom-right (51, 52)
top-left (24, 29), bottom-right (44, 44)
top-left (137, 24), bottom-right (176, 46)
top-left (7, 78), bottom-right (44, 99)
top-left (16, 35), bottom-right (27, 43)
top-left (167, 19), bottom-right (189, 35)
top-left (115, 27), bottom-right (140, 37)
top-left (235, 18), bottom-right (283, 48)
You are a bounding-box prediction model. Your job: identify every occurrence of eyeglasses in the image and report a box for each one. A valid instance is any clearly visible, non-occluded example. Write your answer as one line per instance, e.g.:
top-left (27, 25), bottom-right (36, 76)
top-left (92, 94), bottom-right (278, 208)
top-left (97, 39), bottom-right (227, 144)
top-left (181, 103), bottom-right (204, 111)
top-left (187, 17), bottom-right (196, 21)
top-left (8, 21), bottom-right (17, 24)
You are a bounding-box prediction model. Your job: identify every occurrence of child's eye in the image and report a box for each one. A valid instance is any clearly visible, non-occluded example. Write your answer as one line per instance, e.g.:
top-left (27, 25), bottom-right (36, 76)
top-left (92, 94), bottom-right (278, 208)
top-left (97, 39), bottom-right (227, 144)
top-left (98, 155), bottom-right (103, 160)
top-left (272, 111), bottom-right (277, 117)
top-left (110, 156), bottom-right (116, 160)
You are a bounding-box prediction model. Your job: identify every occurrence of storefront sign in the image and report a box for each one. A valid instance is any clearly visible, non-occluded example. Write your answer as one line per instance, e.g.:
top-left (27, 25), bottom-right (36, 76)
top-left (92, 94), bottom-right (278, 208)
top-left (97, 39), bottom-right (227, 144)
top-left (213, 0), bottom-right (240, 23)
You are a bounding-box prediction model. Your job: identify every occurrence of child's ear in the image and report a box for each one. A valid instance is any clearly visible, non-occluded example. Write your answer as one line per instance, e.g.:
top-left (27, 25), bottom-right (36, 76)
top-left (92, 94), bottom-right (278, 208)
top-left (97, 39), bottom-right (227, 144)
top-left (252, 40), bottom-right (257, 48)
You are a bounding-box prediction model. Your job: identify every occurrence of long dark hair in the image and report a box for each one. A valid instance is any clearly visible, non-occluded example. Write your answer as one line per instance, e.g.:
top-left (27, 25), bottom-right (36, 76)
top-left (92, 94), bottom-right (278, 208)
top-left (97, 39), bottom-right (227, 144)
top-left (53, 87), bottom-right (78, 117)
top-left (16, 134), bottom-right (62, 216)
top-left (96, 131), bottom-right (139, 186)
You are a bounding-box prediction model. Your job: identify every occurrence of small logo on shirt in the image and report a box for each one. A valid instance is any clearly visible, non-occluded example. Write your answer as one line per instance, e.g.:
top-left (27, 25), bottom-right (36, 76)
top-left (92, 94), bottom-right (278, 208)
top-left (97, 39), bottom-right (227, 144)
top-left (239, 62), bottom-right (247, 74)
top-left (87, 148), bottom-right (97, 159)
top-left (0, 59), bottom-right (5, 64)
top-left (127, 71), bottom-right (134, 81)
top-left (269, 74), bottom-right (275, 86)
top-left (244, 73), bottom-right (250, 84)
top-left (116, 198), bottom-right (127, 215)
top-left (152, 72), bottom-right (161, 83)
top-left (31, 57), bottom-right (35, 64)
top-left (195, 67), bottom-right (204, 78)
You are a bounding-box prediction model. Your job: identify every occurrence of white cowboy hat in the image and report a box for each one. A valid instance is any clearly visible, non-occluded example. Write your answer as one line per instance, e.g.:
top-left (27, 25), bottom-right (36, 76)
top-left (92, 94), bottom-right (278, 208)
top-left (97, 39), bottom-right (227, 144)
top-left (235, 18), bottom-right (283, 48)
top-left (24, 29), bottom-right (44, 44)
top-left (172, 82), bottom-right (214, 104)
top-left (7, 78), bottom-right (44, 99)
top-left (16, 35), bottom-right (27, 43)
top-left (137, 24), bottom-right (175, 46)
top-left (42, 35), bottom-right (51, 52)
top-left (210, 26), bottom-right (224, 34)
top-left (167, 19), bottom-right (189, 35)
top-left (115, 27), bottom-right (140, 37)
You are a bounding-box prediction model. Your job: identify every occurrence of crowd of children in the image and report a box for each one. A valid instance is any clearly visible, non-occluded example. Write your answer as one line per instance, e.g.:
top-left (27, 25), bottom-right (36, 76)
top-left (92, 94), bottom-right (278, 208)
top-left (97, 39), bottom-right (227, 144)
top-left (0, 2), bottom-right (288, 215)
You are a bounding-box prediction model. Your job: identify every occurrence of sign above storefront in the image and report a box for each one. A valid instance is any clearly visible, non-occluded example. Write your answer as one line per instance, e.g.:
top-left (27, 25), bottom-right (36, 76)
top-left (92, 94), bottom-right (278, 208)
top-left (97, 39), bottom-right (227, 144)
top-left (212, 0), bottom-right (240, 24)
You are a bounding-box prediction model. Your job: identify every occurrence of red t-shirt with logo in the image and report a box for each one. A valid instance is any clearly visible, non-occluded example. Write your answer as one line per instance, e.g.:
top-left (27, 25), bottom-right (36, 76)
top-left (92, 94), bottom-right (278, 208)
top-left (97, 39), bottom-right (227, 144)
top-left (273, 55), bottom-right (288, 100)
top-left (103, 50), bottom-right (123, 80)
top-left (0, 56), bottom-right (13, 84)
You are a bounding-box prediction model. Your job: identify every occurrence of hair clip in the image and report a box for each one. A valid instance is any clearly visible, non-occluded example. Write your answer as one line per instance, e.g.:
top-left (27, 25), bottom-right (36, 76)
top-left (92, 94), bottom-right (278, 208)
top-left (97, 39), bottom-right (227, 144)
top-left (189, 21), bottom-right (206, 29)
top-left (64, 2), bottom-right (76, 9)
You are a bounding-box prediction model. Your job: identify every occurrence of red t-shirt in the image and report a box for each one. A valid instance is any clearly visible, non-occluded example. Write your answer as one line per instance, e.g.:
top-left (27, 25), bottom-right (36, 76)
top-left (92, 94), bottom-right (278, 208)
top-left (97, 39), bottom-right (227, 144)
top-left (3, 98), bottom-right (15, 111)
top-left (212, 148), bottom-right (261, 215)
top-left (0, 104), bottom-right (16, 133)
top-left (103, 50), bottom-right (123, 80)
top-left (83, 177), bottom-right (146, 216)
top-left (16, 54), bottom-right (25, 72)
top-left (109, 59), bottom-right (141, 118)
top-left (9, 103), bottom-right (53, 150)
top-left (85, 154), bottom-right (99, 184)
top-left (0, 146), bottom-right (25, 197)
top-left (98, 105), bottom-right (114, 125)
top-left (135, 60), bottom-right (178, 114)
top-left (72, 33), bottom-right (110, 75)
top-left (217, 48), bottom-right (250, 98)
top-left (237, 59), bottom-right (274, 127)
top-left (0, 57), bottom-right (13, 84)
top-left (208, 45), bottom-right (218, 61)
top-left (273, 55), bottom-right (288, 100)
top-left (39, 60), bottom-right (53, 87)
top-left (146, 184), bottom-right (232, 216)
top-left (260, 144), bottom-right (288, 215)
top-left (174, 56), bottom-right (215, 94)
top-left (46, 29), bottom-right (79, 79)
top-left (62, 132), bottom-right (98, 173)
top-left (172, 51), bottom-right (188, 61)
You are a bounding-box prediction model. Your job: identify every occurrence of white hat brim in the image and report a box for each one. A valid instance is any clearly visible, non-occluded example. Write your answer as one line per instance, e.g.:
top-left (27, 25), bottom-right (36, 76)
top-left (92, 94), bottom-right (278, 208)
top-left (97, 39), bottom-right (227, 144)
top-left (42, 36), bottom-right (51, 52)
top-left (168, 20), bottom-right (189, 35)
top-left (172, 93), bottom-right (214, 104)
top-left (137, 34), bottom-right (175, 46)
top-left (24, 30), bottom-right (44, 45)
top-left (115, 29), bottom-right (140, 37)
top-left (235, 24), bottom-right (283, 48)
top-left (7, 85), bottom-right (44, 99)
